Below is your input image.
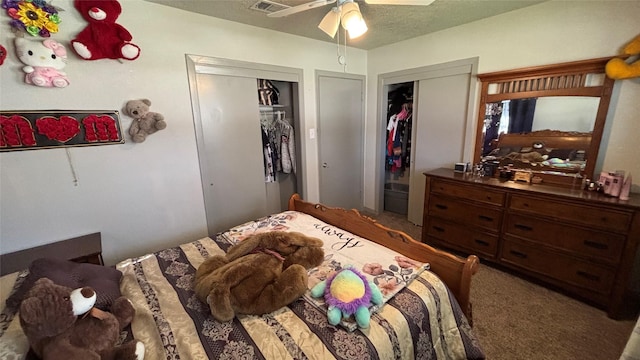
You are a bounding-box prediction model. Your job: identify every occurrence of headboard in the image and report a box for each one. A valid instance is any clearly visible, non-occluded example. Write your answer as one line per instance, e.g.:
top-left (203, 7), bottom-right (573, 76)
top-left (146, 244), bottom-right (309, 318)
top-left (0, 233), bottom-right (102, 276)
top-left (495, 129), bottom-right (592, 151)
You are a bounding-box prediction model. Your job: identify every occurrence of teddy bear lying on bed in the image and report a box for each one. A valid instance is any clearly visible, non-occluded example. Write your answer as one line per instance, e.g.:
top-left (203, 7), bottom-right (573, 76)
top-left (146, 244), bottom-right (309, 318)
top-left (19, 278), bottom-right (144, 360)
top-left (194, 231), bottom-right (324, 322)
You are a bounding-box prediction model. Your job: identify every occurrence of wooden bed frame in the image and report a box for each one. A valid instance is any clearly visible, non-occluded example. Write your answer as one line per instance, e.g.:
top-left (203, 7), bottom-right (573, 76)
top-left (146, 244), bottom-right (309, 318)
top-left (495, 129), bottom-right (592, 151)
top-left (289, 193), bottom-right (480, 321)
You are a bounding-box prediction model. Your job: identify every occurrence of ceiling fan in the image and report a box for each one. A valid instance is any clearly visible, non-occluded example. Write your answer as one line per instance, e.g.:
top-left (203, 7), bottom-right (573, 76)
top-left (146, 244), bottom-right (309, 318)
top-left (267, 0), bottom-right (436, 39)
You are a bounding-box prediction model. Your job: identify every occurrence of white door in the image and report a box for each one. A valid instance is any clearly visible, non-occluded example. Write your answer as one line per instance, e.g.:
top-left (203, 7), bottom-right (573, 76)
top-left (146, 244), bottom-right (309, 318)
top-left (195, 73), bottom-right (268, 234)
top-left (317, 72), bottom-right (365, 209)
top-left (407, 73), bottom-right (471, 225)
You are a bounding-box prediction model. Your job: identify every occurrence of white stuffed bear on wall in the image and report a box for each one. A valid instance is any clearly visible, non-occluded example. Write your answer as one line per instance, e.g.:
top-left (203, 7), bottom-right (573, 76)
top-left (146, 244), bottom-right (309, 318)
top-left (14, 37), bottom-right (69, 88)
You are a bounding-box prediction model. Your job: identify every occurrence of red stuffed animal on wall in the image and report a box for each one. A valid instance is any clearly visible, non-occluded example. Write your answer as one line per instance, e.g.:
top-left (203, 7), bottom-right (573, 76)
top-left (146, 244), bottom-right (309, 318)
top-left (71, 0), bottom-right (140, 61)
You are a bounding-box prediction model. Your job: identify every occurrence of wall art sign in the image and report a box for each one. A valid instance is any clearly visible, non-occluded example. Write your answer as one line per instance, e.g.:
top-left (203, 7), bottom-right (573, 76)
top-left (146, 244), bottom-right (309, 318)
top-left (0, 110), bottom-right (125, 152)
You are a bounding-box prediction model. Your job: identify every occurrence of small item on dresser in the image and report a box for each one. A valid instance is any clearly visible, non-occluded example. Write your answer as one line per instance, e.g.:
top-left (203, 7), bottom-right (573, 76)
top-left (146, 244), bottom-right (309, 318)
top-left (619, 174), bottom-right (632, 201)
top-left (531, 176), bottom-right (543, 184)
top-left (588, 181), bottom-right (597, 191)
top-left (454, 162), bottom-right (468, 173)
top-left (513, 170), bottom-right (532, 183)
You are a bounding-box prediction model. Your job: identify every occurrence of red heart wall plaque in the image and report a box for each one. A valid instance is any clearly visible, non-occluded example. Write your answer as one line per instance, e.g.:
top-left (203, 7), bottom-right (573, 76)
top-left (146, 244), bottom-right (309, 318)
top-left (36, 116), bottom-right (80, 143)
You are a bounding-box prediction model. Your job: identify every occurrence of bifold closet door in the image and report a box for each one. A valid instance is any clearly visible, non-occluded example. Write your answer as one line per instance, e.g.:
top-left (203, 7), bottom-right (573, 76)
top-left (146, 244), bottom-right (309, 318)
top-left (407, 73), bottom-right (471, 225)
top-left (196, 73), bottom-right (268, 234)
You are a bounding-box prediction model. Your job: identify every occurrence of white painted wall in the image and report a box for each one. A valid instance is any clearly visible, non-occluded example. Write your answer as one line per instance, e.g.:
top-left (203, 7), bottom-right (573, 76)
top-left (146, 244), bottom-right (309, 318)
top-left (365, 0), bottom-right (640, 210)
top-left (0, 0), bottom-right (366, 265)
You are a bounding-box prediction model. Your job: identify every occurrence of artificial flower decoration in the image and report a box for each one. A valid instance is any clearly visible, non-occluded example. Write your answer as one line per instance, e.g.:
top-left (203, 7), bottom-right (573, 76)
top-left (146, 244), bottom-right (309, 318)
top-left (2, 0), bottom-right (61, 37)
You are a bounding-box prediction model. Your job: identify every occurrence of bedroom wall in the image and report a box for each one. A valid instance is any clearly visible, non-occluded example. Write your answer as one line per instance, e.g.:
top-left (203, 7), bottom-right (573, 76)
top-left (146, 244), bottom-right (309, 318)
top-left (0, 0), bottom-right (366, 265)
top-left (364, 0), bottom-right (640, 210)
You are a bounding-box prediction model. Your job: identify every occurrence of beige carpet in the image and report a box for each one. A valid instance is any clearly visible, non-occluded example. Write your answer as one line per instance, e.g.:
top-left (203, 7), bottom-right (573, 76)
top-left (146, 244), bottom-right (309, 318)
top-left (366, 210), bottom-right (636, 360)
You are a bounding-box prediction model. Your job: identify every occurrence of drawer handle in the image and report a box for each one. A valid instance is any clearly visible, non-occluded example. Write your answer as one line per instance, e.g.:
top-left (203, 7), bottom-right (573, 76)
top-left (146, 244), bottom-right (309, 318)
top-left (584, 240), bottom-right (608, 250)
top-left (577, 271), bottom-right (600, 282)
top-left (509, 250), bottom-right (528, 259)
top-left (478, 215), bottom-right (494, 222)
top-left (435, 204), bottom-right (448, 210)
top-left (515, 224), bottom-right (533, 231)
top-left (432, 226), bottom-right (445, 232)
top-left (474, 239), bottom-right (490, 246)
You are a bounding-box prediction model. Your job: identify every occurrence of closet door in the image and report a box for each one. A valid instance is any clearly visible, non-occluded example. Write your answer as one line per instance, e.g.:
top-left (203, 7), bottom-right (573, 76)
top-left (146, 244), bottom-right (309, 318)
top-left (407, 73), bottom-right (471, 225)
top-left (317, 72), bottom-right (364, 209)
top-left (196, 73), bottom-right (267, 234)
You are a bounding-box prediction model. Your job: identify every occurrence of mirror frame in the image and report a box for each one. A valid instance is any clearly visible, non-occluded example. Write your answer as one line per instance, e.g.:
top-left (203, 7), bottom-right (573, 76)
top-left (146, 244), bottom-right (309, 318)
top-left (473, 57), bottom-right (616, 185)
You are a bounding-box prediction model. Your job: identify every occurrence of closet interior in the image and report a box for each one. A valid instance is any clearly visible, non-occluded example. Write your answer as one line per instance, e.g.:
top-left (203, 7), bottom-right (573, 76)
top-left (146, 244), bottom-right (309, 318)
top-left (384, 82), bottom-right (414, 215)
top-left (258, 79), bottom-right (300, 214)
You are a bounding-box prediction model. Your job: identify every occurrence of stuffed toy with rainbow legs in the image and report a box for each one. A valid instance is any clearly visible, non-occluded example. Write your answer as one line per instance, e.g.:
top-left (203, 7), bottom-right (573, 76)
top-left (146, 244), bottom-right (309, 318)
top-left (310, 266), bottom-right (384, 329)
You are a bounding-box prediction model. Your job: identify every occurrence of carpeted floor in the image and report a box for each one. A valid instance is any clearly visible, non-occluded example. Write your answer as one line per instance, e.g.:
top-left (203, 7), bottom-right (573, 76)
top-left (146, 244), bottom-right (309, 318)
top-left (366, 210), bottom-right (637, 360)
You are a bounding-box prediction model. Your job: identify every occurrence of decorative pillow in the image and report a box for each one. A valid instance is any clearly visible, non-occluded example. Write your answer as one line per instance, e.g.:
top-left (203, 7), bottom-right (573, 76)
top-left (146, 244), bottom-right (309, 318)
top-left (5, 258), bottom-right (122, 310)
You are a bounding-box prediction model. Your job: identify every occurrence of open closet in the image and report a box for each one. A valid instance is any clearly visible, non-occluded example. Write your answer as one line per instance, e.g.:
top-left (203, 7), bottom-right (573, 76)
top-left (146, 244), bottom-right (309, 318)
top-left (384, 82), bottom-right (414, 215)
top-left (377, 58), bottom-right (478, 226)
top-left (186, 56), bottom-right (303, 236)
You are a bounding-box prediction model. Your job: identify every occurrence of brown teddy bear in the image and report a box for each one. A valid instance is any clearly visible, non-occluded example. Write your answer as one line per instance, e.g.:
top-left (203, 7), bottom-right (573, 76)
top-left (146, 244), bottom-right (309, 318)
top-left (194, 231), bottom-right (325, 322)
top-left (19, 278), bottom-right (144, 360)
top-left (124, 99), bottom-right (166, 143)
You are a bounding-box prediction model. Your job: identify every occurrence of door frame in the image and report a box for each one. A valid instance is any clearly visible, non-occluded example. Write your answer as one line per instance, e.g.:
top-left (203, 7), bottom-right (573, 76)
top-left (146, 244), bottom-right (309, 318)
top-left (375, 58), bottom-right (479, 214)
top-left (315, 70), bottom-right (366, 209)
top-left (185, 55), bottom-right (307, 229)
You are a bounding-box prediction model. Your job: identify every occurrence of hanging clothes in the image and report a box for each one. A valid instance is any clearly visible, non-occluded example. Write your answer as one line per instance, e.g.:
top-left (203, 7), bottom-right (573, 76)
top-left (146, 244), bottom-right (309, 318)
top-left (260, 111), bottom-right (296, 182)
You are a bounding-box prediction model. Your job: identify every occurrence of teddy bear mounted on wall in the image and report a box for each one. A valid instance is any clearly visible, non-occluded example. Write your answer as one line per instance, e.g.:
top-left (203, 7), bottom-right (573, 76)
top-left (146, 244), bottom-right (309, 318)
top-left (14, 37), bottom-right (70, 88)
top-left (71, 0), bottom-right (140, 61)
top-left (124, 99), bottom-right (166, 143)
top-left (19, 278), bottom-right (144, 360)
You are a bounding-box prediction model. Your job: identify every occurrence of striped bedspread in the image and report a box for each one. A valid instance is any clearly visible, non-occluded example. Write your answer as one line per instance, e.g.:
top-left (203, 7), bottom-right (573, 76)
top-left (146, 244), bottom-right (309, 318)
top-left (115, 211), bottom-right (485, 360)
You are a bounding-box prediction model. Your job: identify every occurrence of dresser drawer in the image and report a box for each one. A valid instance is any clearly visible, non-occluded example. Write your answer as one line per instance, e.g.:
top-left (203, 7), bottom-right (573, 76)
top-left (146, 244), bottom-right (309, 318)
top-left (501, 237), bottom-right (615, 295)
top-left (431, 178), bottom-right (505, 206)
top-left (426, 218), bottom-right (498, 258)
top-left (428, 194), bottom-right (502, 231)
top-left (504, 214), bottom-right (625, 264)
top-left (509, 194), bottom-right (631, 232)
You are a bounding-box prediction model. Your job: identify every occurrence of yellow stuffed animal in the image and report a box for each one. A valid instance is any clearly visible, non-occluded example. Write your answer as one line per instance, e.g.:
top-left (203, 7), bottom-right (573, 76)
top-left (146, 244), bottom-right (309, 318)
top-left (606, 34), bottom-right (640, 80)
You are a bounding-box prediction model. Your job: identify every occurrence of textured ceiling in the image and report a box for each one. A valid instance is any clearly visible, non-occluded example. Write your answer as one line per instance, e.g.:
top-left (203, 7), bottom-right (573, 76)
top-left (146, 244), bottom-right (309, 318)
top-left (144, 0), bottom-right (547, 50)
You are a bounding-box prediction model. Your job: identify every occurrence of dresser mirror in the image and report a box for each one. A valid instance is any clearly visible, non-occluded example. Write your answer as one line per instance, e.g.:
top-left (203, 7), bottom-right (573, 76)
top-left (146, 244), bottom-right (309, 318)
top-left (473, 57), bottom-right (616, 186)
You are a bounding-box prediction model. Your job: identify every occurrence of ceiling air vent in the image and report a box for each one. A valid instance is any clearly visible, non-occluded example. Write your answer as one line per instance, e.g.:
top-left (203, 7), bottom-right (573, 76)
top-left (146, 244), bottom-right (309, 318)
top-left (250, 0), bottom-right (291, 14)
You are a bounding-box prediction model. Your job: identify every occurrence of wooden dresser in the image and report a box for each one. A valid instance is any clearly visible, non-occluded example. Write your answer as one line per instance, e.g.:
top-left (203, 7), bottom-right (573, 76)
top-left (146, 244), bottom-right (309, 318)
top-left (422, 168), bottom-right (640, 319)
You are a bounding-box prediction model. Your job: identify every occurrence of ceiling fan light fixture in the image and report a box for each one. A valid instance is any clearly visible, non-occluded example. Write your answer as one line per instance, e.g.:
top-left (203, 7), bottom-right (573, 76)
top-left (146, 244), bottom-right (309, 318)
top-left (318, 7), bottom-right (340, 38)
top-left (347, 18), bottom-right (367, 39)
top-left (340, 2), bottom-right (362, 30)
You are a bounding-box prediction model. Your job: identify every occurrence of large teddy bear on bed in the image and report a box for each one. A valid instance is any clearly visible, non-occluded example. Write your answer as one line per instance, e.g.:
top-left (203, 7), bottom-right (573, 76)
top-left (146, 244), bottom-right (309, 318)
top-left (194, 231), bottom-right (325, 322)
top-left (71, 0), bottom-right (140, 61)
top-left (19, 278), bottom-right (145, 360)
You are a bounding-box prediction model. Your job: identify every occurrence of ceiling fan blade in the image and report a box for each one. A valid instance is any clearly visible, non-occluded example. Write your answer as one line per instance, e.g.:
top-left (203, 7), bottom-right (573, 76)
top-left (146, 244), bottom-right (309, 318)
top-left (267, 0), bottom-right (337, 18)
top-left (364, 0), bottom-right (435, 5)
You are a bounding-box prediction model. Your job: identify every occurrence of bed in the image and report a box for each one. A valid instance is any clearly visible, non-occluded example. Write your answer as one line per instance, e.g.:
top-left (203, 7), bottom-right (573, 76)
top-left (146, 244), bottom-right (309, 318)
top-left (482, 129), bottom-right (592, 177)
top-left (1, 194), bottom-right (485, 359)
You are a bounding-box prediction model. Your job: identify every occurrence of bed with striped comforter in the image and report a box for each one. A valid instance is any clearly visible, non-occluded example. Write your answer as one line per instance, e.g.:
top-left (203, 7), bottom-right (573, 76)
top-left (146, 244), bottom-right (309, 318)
top-left (116, 211), bottom-right (485, 360)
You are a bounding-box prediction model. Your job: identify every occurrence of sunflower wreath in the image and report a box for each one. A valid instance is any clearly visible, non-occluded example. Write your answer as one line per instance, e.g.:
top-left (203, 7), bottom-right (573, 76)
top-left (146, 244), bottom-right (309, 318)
top-left (2, 0), bottom-right (61, 37)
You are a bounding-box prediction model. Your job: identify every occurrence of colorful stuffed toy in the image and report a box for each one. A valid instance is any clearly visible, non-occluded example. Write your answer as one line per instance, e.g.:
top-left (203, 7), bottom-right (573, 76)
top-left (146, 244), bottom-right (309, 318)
top-left (310, 266), bottom-right (384, 329)
top-left (71, 0), bottom-right (140, 61)
top-left (124, 99), bottom-right (167, 143)
top-left (19, 278), bottom-right (145, 359)
top-left (606, 34), bottom-right (640, 80)
top-left (14, 37), bottom-right (69, 87)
